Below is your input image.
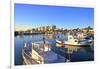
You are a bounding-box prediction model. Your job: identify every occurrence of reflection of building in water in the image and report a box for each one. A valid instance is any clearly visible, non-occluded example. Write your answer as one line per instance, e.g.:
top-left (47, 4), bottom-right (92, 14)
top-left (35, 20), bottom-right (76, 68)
top-left (65, 46), bottom-right (81, 54)
top-left (44, 33), bottom-right (56, 39)
top-left (30, 35), bottom-right (34, 38)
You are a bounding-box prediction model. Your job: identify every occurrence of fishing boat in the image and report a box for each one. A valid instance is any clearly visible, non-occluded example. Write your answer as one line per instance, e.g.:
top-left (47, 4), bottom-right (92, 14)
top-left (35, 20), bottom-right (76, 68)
top-left (22, 41), bottom-right (66, 64)
top-left (56, 33), bottom-right (93, 47)
top-left (64, 34), bottom-right (92, 46)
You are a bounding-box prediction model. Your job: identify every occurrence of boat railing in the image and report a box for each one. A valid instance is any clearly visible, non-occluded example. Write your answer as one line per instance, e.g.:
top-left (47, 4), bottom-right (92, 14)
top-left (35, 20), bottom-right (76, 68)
top-left (30, 51), bottom-right (44, 64)
top-left (22, 48), bottom-right (34, 64)
top-left (32, 42), bottom-right (50, 54)
top-left (22, 48), bottom-right (44, 64)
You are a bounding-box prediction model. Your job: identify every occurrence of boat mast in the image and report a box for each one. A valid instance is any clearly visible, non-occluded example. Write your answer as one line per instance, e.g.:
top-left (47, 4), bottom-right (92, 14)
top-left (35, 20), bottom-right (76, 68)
top-left (43, 33), bottom-right (45, 52)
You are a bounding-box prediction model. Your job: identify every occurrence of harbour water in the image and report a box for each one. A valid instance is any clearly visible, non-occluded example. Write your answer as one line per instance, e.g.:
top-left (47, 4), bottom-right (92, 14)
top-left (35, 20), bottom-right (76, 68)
top-left (15, 33), bottom-right (94, 65)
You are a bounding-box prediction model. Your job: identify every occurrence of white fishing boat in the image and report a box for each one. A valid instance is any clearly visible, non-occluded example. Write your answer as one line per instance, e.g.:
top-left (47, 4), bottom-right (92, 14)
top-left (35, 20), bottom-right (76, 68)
top-left (56, 33), bottom-right (93, 47)
top-left (64, 35), bottom-right (91, 46)
top-left (22, 41), bottom-right (66, 64)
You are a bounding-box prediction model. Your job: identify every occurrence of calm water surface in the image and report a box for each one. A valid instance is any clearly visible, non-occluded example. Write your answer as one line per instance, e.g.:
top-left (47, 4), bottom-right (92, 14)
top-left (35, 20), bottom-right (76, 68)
top-left (15, 34), bottom-right (94, 65)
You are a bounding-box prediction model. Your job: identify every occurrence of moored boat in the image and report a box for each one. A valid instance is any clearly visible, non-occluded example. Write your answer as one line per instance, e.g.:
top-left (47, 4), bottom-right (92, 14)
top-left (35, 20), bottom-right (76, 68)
top-left (22, 41), bottom-right (66, 65)
top-left (64, 35), bottom-right (92, 46)
top-left (56, 33), bottom-right (93, 47)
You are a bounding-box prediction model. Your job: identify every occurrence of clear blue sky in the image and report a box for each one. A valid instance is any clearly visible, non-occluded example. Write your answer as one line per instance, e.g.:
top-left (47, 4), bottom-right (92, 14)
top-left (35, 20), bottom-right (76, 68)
top-left (15, 3), bottom-right (94, 31)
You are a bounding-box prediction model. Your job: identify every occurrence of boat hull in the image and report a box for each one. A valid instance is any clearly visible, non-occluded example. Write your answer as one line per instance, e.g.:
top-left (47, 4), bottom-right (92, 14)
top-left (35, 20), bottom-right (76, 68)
top-left (56, 40), bottom-right (91, 47)
top-left (56, 40), bottom-right (64, 47)
top-left (64, 43), bottom-right (91, 47)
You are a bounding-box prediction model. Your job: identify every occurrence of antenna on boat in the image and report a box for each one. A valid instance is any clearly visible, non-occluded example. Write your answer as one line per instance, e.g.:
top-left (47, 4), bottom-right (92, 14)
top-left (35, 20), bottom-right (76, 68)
top-left (42, 32), bottom-right (45, 52)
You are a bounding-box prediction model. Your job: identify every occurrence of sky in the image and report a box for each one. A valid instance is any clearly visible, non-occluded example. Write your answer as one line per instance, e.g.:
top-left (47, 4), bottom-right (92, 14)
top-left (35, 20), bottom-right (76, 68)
top-left (15, 3), bottom-right (94, 31)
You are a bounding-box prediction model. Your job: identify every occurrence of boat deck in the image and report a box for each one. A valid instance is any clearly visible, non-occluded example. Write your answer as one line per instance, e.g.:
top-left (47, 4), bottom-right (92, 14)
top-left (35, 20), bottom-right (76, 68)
top-left (22, 43), bottom-right (66, 64)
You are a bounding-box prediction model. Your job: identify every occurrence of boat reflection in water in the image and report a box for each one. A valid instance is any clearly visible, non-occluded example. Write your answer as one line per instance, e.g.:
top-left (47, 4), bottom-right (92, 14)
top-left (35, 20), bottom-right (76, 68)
top-left (65, 45), bottom-right (94, 62)
top-left (15, 32), bottom-right (94, 65)
top-left (55, 32), bottom-right (94, 62)
top-left (54, 44), bottom-right (94, 62)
